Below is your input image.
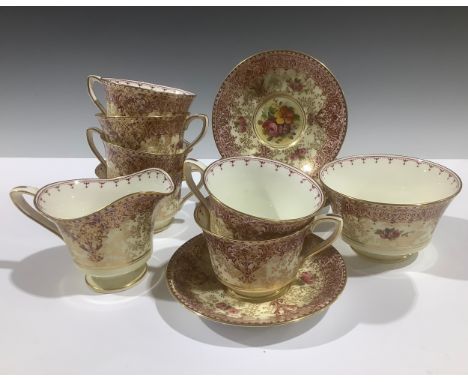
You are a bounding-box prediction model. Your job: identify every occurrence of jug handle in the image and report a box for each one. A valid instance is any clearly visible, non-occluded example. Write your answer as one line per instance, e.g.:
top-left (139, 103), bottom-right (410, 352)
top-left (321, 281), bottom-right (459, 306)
top-left (10, 186), bottom-right (62, 239)
top-left (183, 159), bottom-right (209, 210)
top-left (302, 214), bottom-right (343, 259)
top-left (86, 127), bottom-right (107, 171)
top-left (87, 75), bottom-right (107, 115)
top-left (184, 114), bottom-right (208, 153)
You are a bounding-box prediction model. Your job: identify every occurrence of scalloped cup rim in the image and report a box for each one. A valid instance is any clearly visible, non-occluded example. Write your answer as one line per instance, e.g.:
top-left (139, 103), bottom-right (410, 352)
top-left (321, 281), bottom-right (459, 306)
top-left (95, 112), bottom-right (190, 120)
top-left (97, 76), bottom-right (196, 97)
top-left (34, 168), bottom-right (175, 222)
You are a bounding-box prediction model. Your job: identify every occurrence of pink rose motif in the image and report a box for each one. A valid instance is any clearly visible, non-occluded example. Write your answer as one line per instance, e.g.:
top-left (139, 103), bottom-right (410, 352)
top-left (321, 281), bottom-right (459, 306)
top-left (375, 228), bottom-right (402, 240)
top-left (263, 120), bottom-right (279, 137)
top-left (237, 116), bottom-right (248, 133)
top-left (215, 302), bottom-right (239, 314)
top-left (299, 271), bottom-right (315, 284)
top-left (287, 78), bottom-right (304, 92)
top-left (290, 148), bottom-right (308, 161)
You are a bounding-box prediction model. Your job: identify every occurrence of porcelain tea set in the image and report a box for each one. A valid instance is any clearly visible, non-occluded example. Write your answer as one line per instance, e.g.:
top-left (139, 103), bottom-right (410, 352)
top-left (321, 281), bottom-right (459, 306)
top-left (10, 50), bottom-right (462, 326)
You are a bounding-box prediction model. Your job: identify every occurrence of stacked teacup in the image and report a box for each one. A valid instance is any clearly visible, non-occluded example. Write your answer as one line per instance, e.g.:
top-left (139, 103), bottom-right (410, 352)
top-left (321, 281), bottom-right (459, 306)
top-left (87, 75), bottom-right (207, 232)
top-left (184, 157), bottom-right (344, 301)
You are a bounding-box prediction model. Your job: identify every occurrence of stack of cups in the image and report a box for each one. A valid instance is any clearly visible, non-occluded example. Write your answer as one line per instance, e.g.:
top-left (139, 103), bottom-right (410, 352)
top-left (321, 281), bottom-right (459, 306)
top-left (87, 75), bottom-right (208, 232)
top-left (184, 157), bottom-right (344, 302)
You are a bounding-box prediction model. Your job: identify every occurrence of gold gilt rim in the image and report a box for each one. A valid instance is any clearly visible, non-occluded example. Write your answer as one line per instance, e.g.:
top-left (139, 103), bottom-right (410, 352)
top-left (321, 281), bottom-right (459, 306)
top-left (165, 233), bottom-right (347, 327)
top-left (95, 112), bottom-right (190, 120)
top-left (193, 201), bottom-right (311, 245)
top-left (203, 156), bottom-right (325, 224)
top-left (212, 49), bottom-right (348, 170)
top-left (95, 75), bottom-right (196, 97)
top-left (319, 154), bottom-right (463, 207)
top-left (34, 168), bottom-right (175, 222)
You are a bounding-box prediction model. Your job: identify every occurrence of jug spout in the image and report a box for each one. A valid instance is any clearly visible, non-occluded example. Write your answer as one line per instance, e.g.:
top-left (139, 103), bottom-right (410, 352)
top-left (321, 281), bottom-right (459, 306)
top-left (10, 168), bottom-right (175, 293)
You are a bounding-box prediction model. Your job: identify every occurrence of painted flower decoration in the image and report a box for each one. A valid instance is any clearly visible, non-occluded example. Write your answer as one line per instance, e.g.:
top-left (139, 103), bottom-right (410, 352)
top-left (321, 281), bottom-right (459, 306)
top-left (258, 103), bottom-right (300, 142)
top-left (375, 228), bottom-right (408, 240)
top-left (271, 299), bottom-right (298, 316)
top-left (290, 147), bottom-right (308, 161)
top-left (235, 116), bottom-right (248, 133)
top-left (299, 271), bottom-right (316, 285)
top-left (287, 78), bottom-right (304, 92)
top-left (215, 302), bottom-right (239, 314)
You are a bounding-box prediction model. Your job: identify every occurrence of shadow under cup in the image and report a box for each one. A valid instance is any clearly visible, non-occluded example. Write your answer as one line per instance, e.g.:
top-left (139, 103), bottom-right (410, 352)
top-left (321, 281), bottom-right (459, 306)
top-left (9, 169), bottom-right (175, 293)
top-left (194, 202), bottom-right (342, 302)
top-left (320, 155), bottom-right (463, 261)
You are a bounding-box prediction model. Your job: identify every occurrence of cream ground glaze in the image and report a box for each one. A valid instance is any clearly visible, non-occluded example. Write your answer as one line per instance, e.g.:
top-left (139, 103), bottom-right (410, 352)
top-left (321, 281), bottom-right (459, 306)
top-left (204, 157), bottom-right (322, 220)
top-left (11, 169), bottom-right (174, 292)
top-left (320, 155), bottom-right (462, 261)
top-left (194, 202), bottom-right (342, 300)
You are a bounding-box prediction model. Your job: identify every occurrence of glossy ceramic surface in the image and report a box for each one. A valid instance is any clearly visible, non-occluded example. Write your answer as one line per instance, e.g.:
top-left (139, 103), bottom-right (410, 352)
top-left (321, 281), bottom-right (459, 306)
top-left (212, 50), bottom-right (347, 179)
top-left (184, 156), bottom-right (325, 240)
top-left (320, 155), bottom-right (462, 261)
top-left (89, 132), bottom-right (196, 233)
top-left (88, 75), bottom-right (195, 116)
top-left (10, 169), bottom-right (175, 292)
top-left (194, 202), bottom-right (342, 300)
top-left (166, 233), bottom-right (347, 326)
top-left (96, 113), bottom-right (207, 154)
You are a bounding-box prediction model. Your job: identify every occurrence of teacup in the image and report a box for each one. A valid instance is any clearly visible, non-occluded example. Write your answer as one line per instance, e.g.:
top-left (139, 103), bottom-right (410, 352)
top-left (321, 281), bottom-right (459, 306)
top-left (320, 154), bottom-right (462, 261)
top-left (194, 201), bottom-right (342, 301)
top-left (96, 113), bottom-right (207, 154)
top-left (10, 169), bottom-right (175, 292)
top-left (87, 128), bottom-right (199, 231)
top-left (87, 75), bottom-right (195, 116)
top-left (184, 157), bottom-right (325, 240)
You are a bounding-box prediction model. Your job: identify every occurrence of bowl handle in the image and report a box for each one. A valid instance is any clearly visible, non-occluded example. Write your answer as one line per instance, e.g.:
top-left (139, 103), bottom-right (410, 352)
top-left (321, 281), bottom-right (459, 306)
top-left (87, 75), bottom-right (107, 115)
top-left (183, 159), bottom-right (209, 210)
top-left (304, 214), bottom-right (343, 258)
top-left (10, 186), bottom-right (62, 239)
top-left (86, 127), bottom-right (107, 170)
top-left (184, 114), bottom-right (208, 153)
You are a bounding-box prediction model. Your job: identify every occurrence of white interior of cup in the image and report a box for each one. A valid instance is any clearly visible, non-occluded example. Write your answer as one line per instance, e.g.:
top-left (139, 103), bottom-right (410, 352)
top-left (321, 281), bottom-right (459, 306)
top-left (36, 169), bottom-right (173, 220)
top-left (204, 157), bottom-right (323, 220)
top-left (105, 77), bottom-right (195, 96)
top-left (320, 155), bottom-right (461, 204)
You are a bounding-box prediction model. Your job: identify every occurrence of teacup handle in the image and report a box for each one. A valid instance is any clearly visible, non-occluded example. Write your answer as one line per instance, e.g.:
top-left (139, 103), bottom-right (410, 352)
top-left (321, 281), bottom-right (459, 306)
top-left (304, 214), bottom-right (343, 258)
top-left (178, 175), bottom-right (204, 209)
top-left (10, 186), bottom-right (62, 239)
top-left (87, 75), bottom-right (107, 115)
top-left (183, 159), bottom-right (209, 210)
top-left (183, 114), bottom-right (208, 152)
top-left (86, 127), bottom-right (107, 170)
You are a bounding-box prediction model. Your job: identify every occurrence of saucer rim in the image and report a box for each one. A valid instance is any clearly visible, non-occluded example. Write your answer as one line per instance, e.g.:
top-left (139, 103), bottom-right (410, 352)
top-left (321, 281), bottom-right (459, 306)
top-left (166, 233), bottom-right (347, 327)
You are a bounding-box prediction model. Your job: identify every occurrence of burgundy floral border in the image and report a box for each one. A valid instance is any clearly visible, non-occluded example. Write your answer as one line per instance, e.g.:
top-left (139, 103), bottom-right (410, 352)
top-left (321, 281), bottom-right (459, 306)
top-left (212, 50), bottom-right (348, 177)
top-left (320, 155), bottom-right (462, 224)
top-left (166, 233), bottom-right (347, 326)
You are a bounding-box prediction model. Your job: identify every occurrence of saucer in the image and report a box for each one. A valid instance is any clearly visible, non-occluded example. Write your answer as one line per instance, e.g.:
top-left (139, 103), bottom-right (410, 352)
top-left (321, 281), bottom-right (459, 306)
top-left (166, 233), bottom-right (347, 327)
top-left (212, 50), bottom-right (347, 179)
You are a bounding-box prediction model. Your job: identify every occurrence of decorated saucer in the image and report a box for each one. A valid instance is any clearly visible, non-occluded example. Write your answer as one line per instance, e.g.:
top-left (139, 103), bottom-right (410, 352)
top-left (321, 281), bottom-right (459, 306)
top-left (212, 50), bottom-right (347, 179)
top-left (166, 233), bottom-right (347, 327)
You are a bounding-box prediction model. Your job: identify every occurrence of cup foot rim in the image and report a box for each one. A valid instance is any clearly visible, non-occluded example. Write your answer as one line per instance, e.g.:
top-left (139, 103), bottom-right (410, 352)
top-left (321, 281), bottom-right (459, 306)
top-left (227, 284), bottom-right (290, 303)
top-left (85, 263), bottom-right (148, 293)
top-left (351, 246), bottom-right (418, 263)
